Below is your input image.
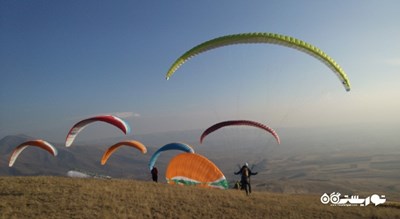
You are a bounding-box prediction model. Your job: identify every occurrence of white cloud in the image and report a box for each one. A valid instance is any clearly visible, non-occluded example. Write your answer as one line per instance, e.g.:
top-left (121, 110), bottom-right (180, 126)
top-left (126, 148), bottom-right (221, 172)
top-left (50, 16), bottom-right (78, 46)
top-left (113, 112), bottom-right (137, 118)
top-left (71, 112), bottom-right (140, 121)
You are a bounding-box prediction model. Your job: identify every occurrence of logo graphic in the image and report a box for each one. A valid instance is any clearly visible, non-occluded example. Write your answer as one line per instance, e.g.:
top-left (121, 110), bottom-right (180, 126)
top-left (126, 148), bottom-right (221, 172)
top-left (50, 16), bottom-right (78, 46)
top-left (320, 192), bottom-right (386, 206)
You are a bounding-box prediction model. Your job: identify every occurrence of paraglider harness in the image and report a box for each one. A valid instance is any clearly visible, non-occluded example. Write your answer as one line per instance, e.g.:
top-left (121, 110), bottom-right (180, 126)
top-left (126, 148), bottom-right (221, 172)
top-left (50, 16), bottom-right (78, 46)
top-left (242, 166), bottom-right (249, 177)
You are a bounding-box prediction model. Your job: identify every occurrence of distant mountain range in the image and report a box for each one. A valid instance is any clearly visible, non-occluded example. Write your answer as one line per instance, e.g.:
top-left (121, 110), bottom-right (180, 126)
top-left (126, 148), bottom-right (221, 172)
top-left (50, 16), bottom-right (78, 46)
top-left (1, 127), bottom-right (399, 199)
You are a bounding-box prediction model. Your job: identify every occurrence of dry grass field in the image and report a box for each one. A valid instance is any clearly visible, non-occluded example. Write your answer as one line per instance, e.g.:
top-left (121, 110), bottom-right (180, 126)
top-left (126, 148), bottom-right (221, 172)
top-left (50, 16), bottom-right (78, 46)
top-left (0, 176), bottom-right (399, 219)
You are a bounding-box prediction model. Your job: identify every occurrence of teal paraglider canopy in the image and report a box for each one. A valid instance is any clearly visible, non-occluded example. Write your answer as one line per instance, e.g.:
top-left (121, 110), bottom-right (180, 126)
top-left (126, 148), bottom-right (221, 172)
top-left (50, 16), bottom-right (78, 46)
top-left (148, 142), bottom-right (195, 171)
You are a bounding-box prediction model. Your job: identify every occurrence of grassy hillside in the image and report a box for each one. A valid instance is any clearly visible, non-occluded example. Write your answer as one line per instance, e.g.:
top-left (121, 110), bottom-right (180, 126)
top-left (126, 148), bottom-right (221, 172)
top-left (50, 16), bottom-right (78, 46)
top-left (0, 177), bottom-right (399, 219)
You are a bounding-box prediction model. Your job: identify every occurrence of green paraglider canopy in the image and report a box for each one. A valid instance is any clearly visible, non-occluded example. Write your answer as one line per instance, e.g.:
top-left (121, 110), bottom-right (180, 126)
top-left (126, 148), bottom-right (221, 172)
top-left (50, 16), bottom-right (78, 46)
top-left (166, 32), bottom-right (351, 91)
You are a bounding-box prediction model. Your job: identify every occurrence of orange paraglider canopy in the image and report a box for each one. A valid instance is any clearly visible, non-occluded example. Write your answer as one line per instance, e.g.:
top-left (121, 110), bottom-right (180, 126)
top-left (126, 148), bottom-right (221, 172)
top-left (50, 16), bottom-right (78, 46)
top-left (101, 140), bottom-right (147, 165)
top-left (166, 153), bottom-right (228, 189)
top-left (9, 140), bottom-right (58, 167)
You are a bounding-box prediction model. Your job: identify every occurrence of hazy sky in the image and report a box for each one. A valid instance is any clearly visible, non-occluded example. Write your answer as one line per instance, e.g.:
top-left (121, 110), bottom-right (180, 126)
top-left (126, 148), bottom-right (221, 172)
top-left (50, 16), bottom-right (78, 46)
top-left (1, 1), bottom-right (399, 142)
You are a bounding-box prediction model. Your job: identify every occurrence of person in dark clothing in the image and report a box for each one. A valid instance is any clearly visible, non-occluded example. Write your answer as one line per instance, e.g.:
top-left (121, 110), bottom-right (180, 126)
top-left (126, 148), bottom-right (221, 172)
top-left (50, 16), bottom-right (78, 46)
top-left (151, 167), bottom-right (158, 182)
top-left (234, 162), bottom-right (257, 195)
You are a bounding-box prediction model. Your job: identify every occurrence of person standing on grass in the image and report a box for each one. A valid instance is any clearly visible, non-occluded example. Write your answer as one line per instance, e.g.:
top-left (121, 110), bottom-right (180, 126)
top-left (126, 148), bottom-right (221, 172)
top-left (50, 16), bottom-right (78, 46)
top-left (234, 162), bottom-right (257, 196)
top-left (151, 167), bottom-right (158, 182)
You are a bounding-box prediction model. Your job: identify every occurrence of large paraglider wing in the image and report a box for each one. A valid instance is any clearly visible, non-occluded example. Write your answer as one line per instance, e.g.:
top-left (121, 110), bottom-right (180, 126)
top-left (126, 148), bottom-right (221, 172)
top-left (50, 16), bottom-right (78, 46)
top-left (200, 120), bottom-right (280, 144)
top-left (166, 153), bottom-right (228, 189)
top-left (166, 32), bottom-right (350, 91)
top-left (101, 140), bottom-right (147, 165)
top-left (9, 140), bottom-right (58, 167)
top-left (148, 142), bottom-right (195, 171)
top-left (65, 115), bottom-right (131, 147)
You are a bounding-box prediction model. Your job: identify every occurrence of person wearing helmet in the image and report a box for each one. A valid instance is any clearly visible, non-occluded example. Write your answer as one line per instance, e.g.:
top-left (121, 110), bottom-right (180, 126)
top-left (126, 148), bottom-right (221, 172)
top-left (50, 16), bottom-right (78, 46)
top-left (234, 162), bottom-right (257, 195)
